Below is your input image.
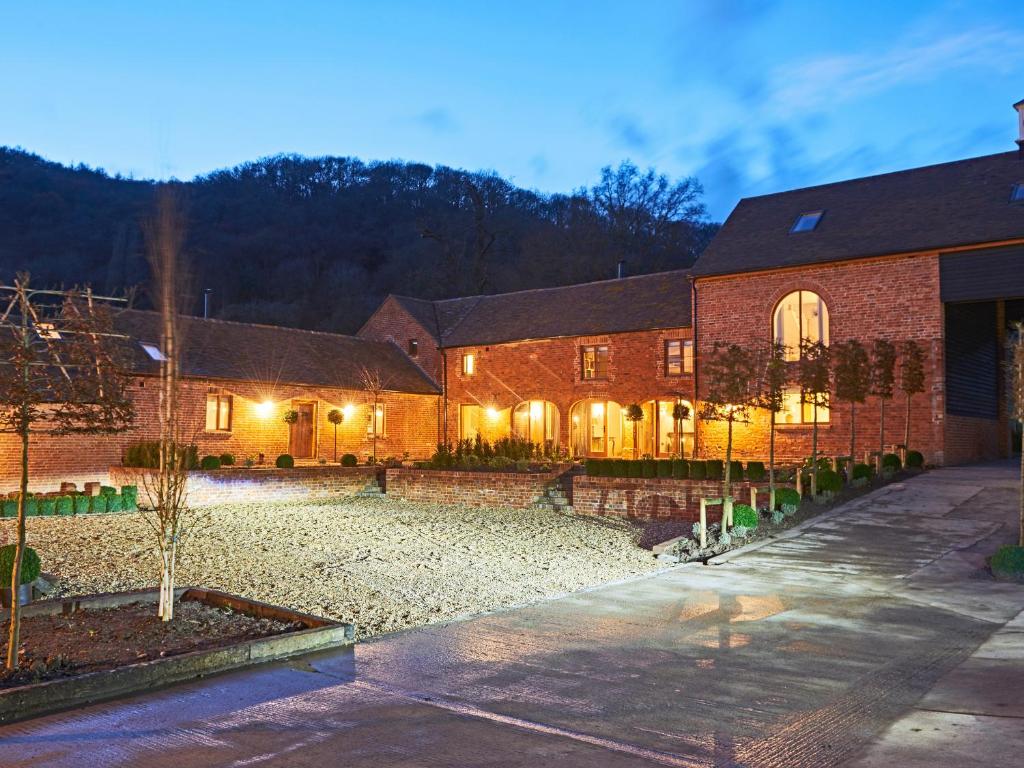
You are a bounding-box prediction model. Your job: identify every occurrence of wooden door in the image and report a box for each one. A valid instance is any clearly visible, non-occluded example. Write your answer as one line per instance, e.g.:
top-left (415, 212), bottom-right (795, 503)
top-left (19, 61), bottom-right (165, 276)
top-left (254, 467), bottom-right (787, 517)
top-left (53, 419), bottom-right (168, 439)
top-left (289, 402), bottom-right (316, 459)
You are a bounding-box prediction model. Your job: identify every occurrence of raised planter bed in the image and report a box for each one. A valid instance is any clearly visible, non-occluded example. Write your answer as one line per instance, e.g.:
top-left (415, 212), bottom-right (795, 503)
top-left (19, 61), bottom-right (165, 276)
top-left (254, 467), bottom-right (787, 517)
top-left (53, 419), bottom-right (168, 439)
top-left (385, 464), bottom-right (570, 509)
top-left (0, 587), bottom-right (354, 724)
top-left (111, 465), bottom-right (384, 508)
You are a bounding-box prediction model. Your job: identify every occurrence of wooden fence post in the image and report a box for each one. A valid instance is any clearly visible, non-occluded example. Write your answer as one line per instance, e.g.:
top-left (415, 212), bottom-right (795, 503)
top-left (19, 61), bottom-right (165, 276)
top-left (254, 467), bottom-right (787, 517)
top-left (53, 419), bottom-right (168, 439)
top-left (699, 498), bottom-right (707, 549)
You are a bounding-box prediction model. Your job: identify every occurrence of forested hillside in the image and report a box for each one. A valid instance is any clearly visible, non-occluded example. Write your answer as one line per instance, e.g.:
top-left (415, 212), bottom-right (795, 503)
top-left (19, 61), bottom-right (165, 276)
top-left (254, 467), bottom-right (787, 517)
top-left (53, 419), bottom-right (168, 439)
top-left (0, 147), bottom-right (717, 333)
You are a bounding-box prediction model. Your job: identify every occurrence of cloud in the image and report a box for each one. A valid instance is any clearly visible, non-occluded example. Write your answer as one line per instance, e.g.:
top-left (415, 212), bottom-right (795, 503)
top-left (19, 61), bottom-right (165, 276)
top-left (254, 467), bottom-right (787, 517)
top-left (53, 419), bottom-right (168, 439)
top-left (415, 107), bottom-right (458, 134)
top-left (608, 114), bottom-right (653, 153)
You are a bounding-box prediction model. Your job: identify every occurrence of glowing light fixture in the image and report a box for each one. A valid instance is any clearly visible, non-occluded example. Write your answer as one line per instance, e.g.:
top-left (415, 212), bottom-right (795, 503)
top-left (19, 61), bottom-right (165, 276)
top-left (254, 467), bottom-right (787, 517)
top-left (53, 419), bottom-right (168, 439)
top-left (485, 407), bottom-right (499, 420)
top-left (255, 400), bottom-right (274, 418)
top-left (529, 401), bottom-right (543, 420)
top-left (342, 404), bottom-right (355, 418)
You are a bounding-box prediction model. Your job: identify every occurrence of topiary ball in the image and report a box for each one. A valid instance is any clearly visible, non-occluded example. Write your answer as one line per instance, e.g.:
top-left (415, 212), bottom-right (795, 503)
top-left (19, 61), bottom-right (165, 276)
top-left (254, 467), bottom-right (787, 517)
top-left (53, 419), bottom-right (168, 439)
top-left (817, 468), bottom-right (843, 493)
top-left (852, 463), bottom-right (873, 481)
top-left (990, 545), bottom-right (1024, 581)
top-left (775, 487), bottom-right (801, 510)
top-left (219, 453), bottom-right (236, 466)
top-left (0, 544), bottom-right (41, 587)
top-left (340, 453), bottom-right (358, 467)
top-left (882, 453), bottom-right (902, 471)
top-left (276, 454), bottom-right (295, 469)
top-left (906, 450), bottom-right (924, 469)
top-left (200, 455), bottom-right (222, 470)
top-left (732, 503), bottom-right (759, 529)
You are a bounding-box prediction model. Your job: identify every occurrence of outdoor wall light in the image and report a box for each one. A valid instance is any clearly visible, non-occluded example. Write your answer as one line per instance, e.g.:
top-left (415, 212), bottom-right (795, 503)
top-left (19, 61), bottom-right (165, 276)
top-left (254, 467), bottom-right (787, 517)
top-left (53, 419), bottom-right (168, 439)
top-left (255, 400), bottom-right (274, 418)
top-left (485, 407), bottom-right (499, 419)
top-left (342, 404), bottom-right (355, 418)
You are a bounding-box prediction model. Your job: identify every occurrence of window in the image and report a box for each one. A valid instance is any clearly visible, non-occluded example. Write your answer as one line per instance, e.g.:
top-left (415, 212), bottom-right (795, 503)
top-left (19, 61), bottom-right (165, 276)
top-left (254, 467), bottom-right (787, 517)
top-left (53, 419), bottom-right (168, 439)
top-left (513, 400), bottom-right (559, 445)
top-left (773, 290), bottom-right (829, 361)
top-left (408, 339), bottom-right (419, 357)
top-left (366, 404), bottom-right (386, 436)
top-left (34, 322), bottom-right (61, 340)
top-left (665, 340), bottom-right (694, 376)
top-left (460, 404), bottom-right (481, 441)
top-left (791, 210), bottom-right (824, 233)
top-left (779, 387), bottom-right (830, 425)
top-left (581, 345), bottom-right (609, 380)
top-left (1012, 183), bottom-right (1024, 202)
top-left (462, 353), bottom-right (475, 375)
top-left (140, 342), bottom-right (166, 362)
top-left (205, 393), bottom-right (232, 431)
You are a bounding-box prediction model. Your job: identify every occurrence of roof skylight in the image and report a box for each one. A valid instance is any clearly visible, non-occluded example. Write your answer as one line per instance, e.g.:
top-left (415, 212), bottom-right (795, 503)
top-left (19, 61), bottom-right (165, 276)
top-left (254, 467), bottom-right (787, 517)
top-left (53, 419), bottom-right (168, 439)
top-left (791, 210), bottom-right (824, 233)
top-left (1012, 183), bottom-right (1024, 203)
top-left (140, 342), bottom-right (167, 361)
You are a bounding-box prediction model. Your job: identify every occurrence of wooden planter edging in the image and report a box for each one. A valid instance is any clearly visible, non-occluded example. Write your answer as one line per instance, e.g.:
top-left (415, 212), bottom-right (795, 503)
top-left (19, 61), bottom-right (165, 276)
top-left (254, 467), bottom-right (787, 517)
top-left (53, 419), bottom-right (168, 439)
top-left (0, 587), bottom-right (354, 725)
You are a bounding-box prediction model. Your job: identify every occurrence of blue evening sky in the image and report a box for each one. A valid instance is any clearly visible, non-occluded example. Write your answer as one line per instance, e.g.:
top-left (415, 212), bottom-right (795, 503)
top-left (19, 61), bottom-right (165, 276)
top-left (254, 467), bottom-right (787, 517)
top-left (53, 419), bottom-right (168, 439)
top-left (2, 1), bottom-right (1022, 219)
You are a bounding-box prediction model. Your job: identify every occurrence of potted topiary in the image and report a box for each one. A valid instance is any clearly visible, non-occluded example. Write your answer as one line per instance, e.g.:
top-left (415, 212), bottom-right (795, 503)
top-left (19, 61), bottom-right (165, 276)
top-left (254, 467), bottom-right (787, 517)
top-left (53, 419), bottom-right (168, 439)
top-left (283, 410), bottom-right (299, 425)
top-left (327, 409), bottom-right (344, 462)
top-left (0, 543), bottom-right (41, 607)
top-left (625, 404), bottom-right (644, 460)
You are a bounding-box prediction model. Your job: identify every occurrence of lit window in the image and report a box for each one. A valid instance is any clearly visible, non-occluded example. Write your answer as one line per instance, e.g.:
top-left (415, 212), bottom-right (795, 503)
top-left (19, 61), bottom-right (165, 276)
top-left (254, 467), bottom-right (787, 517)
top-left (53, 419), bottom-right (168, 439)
top-left (205, 393), bottom-right (232, 431)
top-left (34, 322), bottom-right (61, 340)
top-left (140, 342), bottom-right (166, 361)
top-left (460, 404), bottom-right (481, 441)
top-left (665, 340), bottom-right (694, 376)
top-left (791, 210), bottom-right (824, 233)
top-left (581, 345), bottom-right (609, 380)
top-left (462, 353), bottom-right (475, 375)
top-left (1012, 183), bottom-right (1024, 202)
top-left (513, 400), bottom-right (559, 444)
top-left (367, 404), bottom-right (386, 436)
top-left (408, 339), bottom-right (419, 357)
top-left (773, 290), bottom-right (829, 361)
top-left (779, 387), bottom-right (829, 424)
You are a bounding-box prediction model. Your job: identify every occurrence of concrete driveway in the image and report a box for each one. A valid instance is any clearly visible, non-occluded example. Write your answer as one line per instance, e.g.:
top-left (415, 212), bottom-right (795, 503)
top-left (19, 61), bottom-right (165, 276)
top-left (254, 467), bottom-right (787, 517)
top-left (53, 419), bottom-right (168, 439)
top-left (1, 462), bottom-right (1022, 767)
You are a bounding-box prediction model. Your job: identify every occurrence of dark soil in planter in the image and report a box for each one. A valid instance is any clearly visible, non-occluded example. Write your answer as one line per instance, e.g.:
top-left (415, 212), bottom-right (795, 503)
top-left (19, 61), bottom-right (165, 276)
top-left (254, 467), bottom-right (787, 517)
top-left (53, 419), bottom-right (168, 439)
top-left (0, 599), bottom-right (302, 688)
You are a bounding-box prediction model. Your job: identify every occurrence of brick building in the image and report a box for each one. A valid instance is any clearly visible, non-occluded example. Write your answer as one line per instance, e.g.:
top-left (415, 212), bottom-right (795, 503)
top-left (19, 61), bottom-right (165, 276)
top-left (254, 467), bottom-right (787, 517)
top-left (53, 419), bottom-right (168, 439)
top-left (0, 310), bottom-right (440, 493)
top-left (359, 272), bottom-right (697, 459)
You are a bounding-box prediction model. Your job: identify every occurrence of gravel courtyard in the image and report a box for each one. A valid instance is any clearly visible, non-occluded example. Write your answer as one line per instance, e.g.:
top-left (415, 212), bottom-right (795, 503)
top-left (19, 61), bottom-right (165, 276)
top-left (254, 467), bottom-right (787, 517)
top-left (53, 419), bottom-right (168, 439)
top-left (2, 498), bottom-right (661, 639)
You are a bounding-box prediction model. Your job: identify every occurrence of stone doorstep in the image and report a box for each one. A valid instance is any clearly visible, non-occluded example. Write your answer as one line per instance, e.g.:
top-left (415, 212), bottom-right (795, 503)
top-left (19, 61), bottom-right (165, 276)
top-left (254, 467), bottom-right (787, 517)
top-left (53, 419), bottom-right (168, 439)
top-left (0, 587), bottom-right (355, 726)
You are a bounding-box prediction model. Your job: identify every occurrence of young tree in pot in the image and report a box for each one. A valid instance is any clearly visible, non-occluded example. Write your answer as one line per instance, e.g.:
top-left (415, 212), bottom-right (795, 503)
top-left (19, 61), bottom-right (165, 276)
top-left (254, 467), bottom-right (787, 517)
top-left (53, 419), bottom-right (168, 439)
top-left (832, 339), bottom-right (871, 476)
top-left (672, 400), bottom-right (690, 457)
top-left (0, 277), bottom-right (135, 668)
top-left (327, 408), bottom-right (344, 462)
top-left (900, 340), bottom-right (926, 455)
top-left (700, 343), bottom-right (759, 505)
top-left (757, 341), bottom-right (789, 512)
top-left (870, 339), bottom-right (897, 472)
top-left (798, 340), bottom-right (831, 497)
top-left (625, 403), bottom-right (644, 460)
top-left (360, 365), bottom-right (392, 465)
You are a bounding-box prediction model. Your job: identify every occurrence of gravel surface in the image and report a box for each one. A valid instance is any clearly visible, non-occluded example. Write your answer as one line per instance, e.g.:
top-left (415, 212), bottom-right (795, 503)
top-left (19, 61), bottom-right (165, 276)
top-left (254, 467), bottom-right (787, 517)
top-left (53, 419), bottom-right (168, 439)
top-left (2, 499), bottom-right (661, 639)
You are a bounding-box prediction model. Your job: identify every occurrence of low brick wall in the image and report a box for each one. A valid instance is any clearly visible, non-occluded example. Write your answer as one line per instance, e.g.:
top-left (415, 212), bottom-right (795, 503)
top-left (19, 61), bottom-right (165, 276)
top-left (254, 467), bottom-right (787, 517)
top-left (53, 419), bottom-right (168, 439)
top-left (385, 466), bottom-right (568, 509)
top-left (572, 476), bottom-right (789, 521)
top-left (110, 466), bottom-right (383, 508)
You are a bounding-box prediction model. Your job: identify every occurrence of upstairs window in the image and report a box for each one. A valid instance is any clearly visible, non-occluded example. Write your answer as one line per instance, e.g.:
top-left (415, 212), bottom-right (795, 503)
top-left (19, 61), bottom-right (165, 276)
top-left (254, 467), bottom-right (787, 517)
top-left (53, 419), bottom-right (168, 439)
top-left (1012, 183), bottom-right (1024, 202)
top-left (581, 345), bottom-right (609, 380)
top-left (205, 393), bottom-right (232, 432)
top-left (34, 322), bottom-right (61, 340)
top-left (140, 342), bottom-right (166, 362)
top-left (791, 210), bottom-right (824, 233)
top-left (665, 340), bottom-right (694, 376)
top-left (408, 339), bottom-right (419, 357)
top-left (779, 387), bottom-right (830, 424)
top-left (773, 290), bottom-right (829, 361)
top-left (462, 353), bottom-right (475, 375)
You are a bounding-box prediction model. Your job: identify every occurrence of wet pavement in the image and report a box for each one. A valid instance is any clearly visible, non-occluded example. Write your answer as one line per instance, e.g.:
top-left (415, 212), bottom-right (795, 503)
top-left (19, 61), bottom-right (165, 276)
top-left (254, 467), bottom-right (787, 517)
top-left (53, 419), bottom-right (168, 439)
top-left (1, 462), bottom-right (1022, 767)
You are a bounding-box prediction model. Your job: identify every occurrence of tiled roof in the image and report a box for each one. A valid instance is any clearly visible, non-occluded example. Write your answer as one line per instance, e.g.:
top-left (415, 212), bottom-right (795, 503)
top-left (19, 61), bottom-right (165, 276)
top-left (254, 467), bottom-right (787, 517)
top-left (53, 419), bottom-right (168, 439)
top-left (389, 269), bottom-right (692, 348)
top-left (693, 151), bottom-right (1024, 277)
top-left (114, 310), bottom-right (440, 394)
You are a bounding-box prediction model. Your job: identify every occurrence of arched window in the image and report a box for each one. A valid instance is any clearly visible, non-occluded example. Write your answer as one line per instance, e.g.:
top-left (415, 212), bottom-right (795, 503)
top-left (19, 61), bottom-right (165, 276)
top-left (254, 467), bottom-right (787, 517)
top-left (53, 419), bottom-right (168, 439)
top-left (512, 400), bottom-right (559, 448)
top-left (773, 290), bottom-right (829, 360)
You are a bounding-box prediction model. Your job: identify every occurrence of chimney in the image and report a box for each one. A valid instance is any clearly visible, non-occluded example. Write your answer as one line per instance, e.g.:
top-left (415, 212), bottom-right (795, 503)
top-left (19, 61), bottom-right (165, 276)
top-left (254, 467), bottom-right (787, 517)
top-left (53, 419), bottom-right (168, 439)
top-left (617, 260), bottom-right (626, 279)
top-left (1016, 98), bottom-right (1024, 158)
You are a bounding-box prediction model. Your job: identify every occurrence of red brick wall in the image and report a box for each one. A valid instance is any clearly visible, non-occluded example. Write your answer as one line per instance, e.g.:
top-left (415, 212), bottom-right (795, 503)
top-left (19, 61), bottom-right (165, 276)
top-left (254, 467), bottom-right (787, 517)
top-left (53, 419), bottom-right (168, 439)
top-left (695, 254), bottom-right (950, 465)
top-left (442, 328), bottom-right (696, 452)
top-left (385, 466), bottom-right (567, 509)
top-left (572, 476), bottom-right (784, 521)
top-left (358, 296), bottom-right (443, 384)
top-left (0, 376), bottom-right (439, 494)
top-left (111, 466), bottom-right (383, 508)
top-left (944, 414), bottom-right (1007, 465)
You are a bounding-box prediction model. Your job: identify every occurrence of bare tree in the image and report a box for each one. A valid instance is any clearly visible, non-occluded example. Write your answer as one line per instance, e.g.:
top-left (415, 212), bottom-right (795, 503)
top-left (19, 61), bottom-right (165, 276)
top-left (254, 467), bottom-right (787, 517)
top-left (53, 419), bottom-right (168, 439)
top-left (359, 365), bottom-right (392, 463)
top-left (1008, 322), bottom-right (1024, 547)
top-left (701, 343), bottom-right (760, 502)
top-left (0, 275), bottom-right (134, 669)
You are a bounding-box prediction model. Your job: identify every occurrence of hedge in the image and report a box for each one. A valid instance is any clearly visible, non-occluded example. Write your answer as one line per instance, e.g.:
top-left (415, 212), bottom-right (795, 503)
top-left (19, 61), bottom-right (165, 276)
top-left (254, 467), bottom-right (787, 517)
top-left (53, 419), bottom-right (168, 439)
top-left (656, 460), bottom-right (673, 478)
top-left (690, 460), bottom-right (707, 480)
top-left (672, 459), bottom-right (689, 479)
top-left (0, 544), bottom-right (41, 587)
top-left (706, 460), bottom-right (723, 480)
top-left (728, 461), bottom-right (743, 481)
top-left (746, 461), bottom-right (766, 482)
top-left (641, 459), bottom-right (657, 478)
top-left (73, 494), bottom-right (91, 515)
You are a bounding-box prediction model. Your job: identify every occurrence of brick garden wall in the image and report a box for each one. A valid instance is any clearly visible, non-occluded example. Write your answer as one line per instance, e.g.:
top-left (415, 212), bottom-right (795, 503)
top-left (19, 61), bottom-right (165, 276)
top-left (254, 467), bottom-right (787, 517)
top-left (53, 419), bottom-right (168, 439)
top-left (111, 466), bottom-right (383, 508)
top-left (384, 466), bottom-right (568, 509)
top-left (0, 376), bottom-right (439, 494)
top-left (695, 254), bottom-right (951, 465)
top-left (572, 476), bottom-right (784, 521)
top-left (944, 414), bottom-right (1007, 465)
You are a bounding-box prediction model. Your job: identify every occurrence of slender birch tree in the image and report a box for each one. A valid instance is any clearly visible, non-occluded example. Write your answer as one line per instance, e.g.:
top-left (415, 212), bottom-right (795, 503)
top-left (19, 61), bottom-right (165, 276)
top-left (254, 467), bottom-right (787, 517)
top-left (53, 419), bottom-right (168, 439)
top-left (0, 276), bottom-right (134, 668)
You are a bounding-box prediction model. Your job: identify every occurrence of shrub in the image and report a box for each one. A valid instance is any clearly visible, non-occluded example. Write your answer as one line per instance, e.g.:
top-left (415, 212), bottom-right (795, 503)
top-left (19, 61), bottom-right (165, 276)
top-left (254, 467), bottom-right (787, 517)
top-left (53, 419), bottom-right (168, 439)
top-left (627, 460), bottom-right (643, 478)
top-left (817, 469), bottom-right (843, 493)
top-left (882, 453), bottom-right (902, 471)
top-left (690, 460), bottom-right (707, 480)
top-left (514, 459), bottom-right (530, 472)
top-left (24, 496), bottom-right (39, 516)
top-left (719, 531), bottom-right (732, 547)
top-left (0, 544), bottom-right (41, 587)
top-left (123, 440), bottom-right (198, 469)
top-left (732, 525), bottom-right (750, 538)
top-left (276, 454), bottom-right (295, 469)
top-left (107, 494), bottom-right (124, 513)
top-left (906, 450), bottom-right (924, 469)
top-left (706, 460), bottom-right (723, 480)
top-left (656, 460), bottom-right (673, 478)
top-left (585, 458), bottom-right (599, 476)
top-left (671, 459), bottom-right (689, 479)
top-left (340, 453), bottom-right (358, 467)
top-left (490, 456), bottom-right (514, 470)
top-left (732, 503), bottom-right (759, 529)
top-left (1, 499), bottom-right (15, 518)
top-left (746, 461), bottom-right (766, 482)
top-left (770, 509), bottom-right (785, 525)
top-left (852, 463), bottom-right (874, 481)
top-left (73, 494), bottom-right (91, 515)
top-left (775, 487), bottom-right (801, 509)
top-left (781, 502), bottom-right (798, 516)
top-left (219, 453), bottom-right (235, 466)
top-left (90, 494), bottom-right (108, 513)
top-left (990, 545), bottom-right (1024, 579)
top-left (200, 455), bottom-right (222, 470)
top-left (120, 486), bottom-right (138, 511)
top-left (56, 495), bottom-right (74, 516)
top-left (728, 461), bottom-right (743, 482)
top-left (610, 459), bottom-right (628, 477)
top-left (641, 459), bottom-right (657, 478)
top-left (100, 485), bottom-right (117, 497)
top-left (39, 498), bottom-right (56, 516)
